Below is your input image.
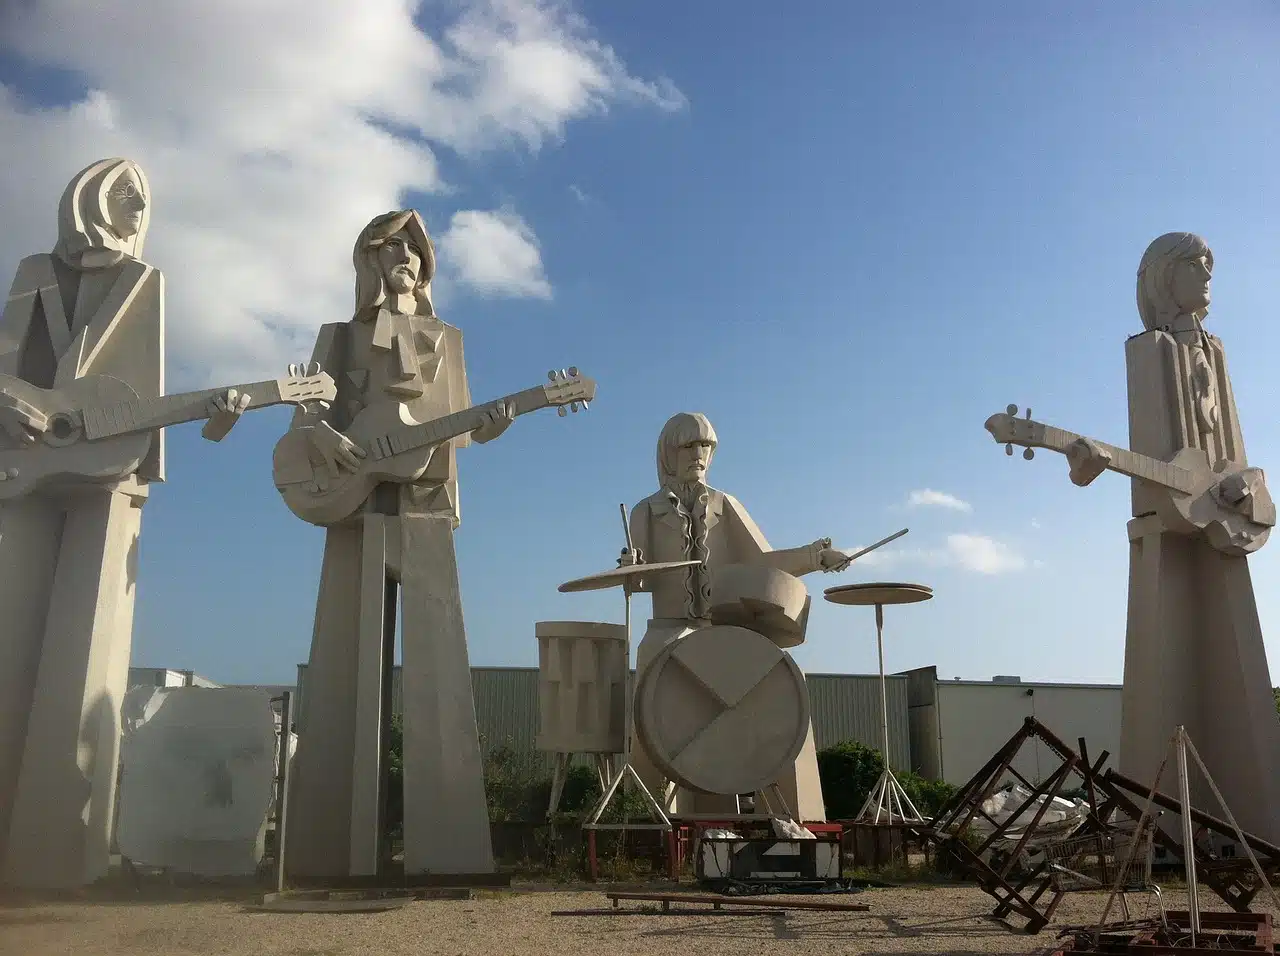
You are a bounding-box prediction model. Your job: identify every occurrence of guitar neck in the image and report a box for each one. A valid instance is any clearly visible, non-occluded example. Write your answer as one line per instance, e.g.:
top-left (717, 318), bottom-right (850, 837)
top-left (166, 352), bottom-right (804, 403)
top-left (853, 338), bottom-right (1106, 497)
top-left (1035, 423), bottom-right (1197, 494)
top-left (376, 385), bottom-right (556, 458)
top-left (81, 380), bottom-right (288, 441)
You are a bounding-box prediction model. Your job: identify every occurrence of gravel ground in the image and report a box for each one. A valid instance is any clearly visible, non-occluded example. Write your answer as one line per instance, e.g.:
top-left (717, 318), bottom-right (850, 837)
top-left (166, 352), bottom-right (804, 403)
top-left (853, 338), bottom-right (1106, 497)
top-left (1, 883), bottom-right (1277, 956)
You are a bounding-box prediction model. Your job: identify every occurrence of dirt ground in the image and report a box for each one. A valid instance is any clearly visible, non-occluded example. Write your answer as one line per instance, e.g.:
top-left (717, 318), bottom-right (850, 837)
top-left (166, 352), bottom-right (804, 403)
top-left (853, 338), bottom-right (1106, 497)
top-left (3, 882), bottom-right (1277, 956)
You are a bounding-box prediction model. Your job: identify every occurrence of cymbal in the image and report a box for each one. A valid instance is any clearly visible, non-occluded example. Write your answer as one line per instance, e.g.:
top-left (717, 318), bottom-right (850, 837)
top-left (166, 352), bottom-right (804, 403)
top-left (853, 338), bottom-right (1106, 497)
top-left (558, 559), bottom-right (703, 594)
top-left (823, 582), bottom-right (934, 607)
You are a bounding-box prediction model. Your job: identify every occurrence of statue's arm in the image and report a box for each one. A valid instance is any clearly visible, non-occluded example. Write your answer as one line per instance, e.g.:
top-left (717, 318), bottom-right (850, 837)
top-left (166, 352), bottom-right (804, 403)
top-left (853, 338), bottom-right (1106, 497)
top-left (625, 500), bottom-right (653, 591)
top-left (723, 493), bottom-right (828, 576)
top-left (289, 322), bottom-right (345, 431)
top-left (0, 257), bottom-right (44, 379)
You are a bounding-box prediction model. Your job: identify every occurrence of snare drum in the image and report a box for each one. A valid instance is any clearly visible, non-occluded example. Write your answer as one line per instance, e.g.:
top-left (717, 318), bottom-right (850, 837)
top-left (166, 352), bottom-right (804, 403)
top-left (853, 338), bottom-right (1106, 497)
top-left (709, 562), bottom-right (811, 648)
top-left (535, 621), bottom-right (627, 754)
top-left (633, 624), bottom-right (811, 796)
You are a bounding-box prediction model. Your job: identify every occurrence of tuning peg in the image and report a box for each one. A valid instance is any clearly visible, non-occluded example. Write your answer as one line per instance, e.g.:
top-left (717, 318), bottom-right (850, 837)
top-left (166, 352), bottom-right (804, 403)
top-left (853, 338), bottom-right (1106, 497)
top-left (1025, 407), bottom-right (1032, 420)
top-left (289, 363), bottom-right (299, 377)
top-left (568, 366), bottom-right (578, 377)
top-left (1005, 443), bottom-right (1014, 456)
top-left (557, 406), bottom-right (567, 417)
top-left (1006, 404), bottom-right (1018, 416)
top-left (559, 368), bottom-right (568, 380)
top-left (1023, 448), bottom-right (1035, 461)
top-left (580, 401), bottom-right (589, 412)
top-left (570, 402), bottom-right (579, 413)
top-left (307, 361), bottom-right (321, 376)
top-left (548, 370), bottom-right (558, 381)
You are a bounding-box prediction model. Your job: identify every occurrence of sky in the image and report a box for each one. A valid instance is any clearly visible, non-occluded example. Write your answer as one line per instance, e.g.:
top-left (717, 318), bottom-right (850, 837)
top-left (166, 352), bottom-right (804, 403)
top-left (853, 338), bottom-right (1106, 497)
top-left (1, 1), bottom-right (1279, 688)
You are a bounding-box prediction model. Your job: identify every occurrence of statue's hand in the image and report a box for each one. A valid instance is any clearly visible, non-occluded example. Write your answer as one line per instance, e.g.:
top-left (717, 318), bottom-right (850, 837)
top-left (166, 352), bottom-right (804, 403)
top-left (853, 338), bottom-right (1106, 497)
top-left (617, 547), bottom-right (644, 568)
top-left (307, 421), bottom-right (366, 476)
top-left (1066, 437), bottom-right (1112, 487)
top-left (818, 546), bottom-right (854, 573)
top-left (201, 388), bottom-right (252, 442)
top-left (472, 399), bottom-right (516, 444)
top-left (0, 392), bottom-right (48, 446)
top-left (1216, 468), bottom-right (1276, 526)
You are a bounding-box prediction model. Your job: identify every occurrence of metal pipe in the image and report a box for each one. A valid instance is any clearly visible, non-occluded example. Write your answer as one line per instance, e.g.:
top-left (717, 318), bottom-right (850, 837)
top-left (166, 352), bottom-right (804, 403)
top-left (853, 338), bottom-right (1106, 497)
top-left (1175, 726), bottom-right (1200, 941)
top-left (274, 691), bottom-right (292, 894)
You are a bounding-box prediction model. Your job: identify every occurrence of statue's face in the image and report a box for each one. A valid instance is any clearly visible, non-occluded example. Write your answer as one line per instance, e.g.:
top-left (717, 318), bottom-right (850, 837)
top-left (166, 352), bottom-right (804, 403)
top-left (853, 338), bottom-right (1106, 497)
top-left (674, 439), bottom-right (714, 483)
top-left (106, 167), bottom-right (146, 239)
top-left (377, 230), bottom-right (423, 296)
top-left (1171, 254), bottom-right (1212, 315)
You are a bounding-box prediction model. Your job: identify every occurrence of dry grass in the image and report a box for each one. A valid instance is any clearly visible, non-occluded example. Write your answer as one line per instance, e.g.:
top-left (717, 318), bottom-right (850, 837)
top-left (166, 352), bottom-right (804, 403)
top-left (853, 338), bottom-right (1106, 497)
top-left (2, 882), bottom-right (1278, 956)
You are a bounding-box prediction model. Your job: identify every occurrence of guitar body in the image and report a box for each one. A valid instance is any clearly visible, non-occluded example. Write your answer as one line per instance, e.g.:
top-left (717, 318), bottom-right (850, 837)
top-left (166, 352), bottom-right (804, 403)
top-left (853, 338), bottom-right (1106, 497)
top-left (1158, 447), bottom-right (1274, 556)
top-left (273, 403), bottom-right (443, 527)
top-left (0, 374), bottom-right (152, 499)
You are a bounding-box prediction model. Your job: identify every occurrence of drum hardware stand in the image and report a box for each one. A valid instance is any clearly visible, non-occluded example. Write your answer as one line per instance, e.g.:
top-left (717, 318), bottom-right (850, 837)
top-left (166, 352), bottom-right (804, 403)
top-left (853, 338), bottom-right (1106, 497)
top-left (582, 505), bottom-right (672, 834)
top-left (824, 577), bottom-right (931, 827)
top-left (859, 601), bottom-right (925, 824)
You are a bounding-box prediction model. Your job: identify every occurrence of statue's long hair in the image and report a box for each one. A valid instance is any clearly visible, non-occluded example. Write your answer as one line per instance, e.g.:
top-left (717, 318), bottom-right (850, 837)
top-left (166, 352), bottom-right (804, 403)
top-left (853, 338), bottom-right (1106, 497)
top-left (655, 412), bottom-right (717, 489)
top-left (53, 158), bottom-right (151, 269)
top-left (352, 209), bottom-right (437, 320)
top-left (1136, 232), bottom-right (1213, 331)
top-left (655, 412), bottom-right (718, 618)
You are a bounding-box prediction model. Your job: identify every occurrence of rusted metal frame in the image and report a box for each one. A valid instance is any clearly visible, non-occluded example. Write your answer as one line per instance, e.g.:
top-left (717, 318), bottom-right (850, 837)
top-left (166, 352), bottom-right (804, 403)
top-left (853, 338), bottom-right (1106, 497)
top-left (944, 838), bottom-right (1047, 928)
top-left (975, 756), bottom-right (1077, 860)
top-left (1103, 769), bottom-right (1280, 859)
top-left (1097, 773), bottom-right (1262, 912)
top-left (995, 756), bottom-right (1080, 883)
top-left (931, 718), bottom-right (1036, 832)
top-left (1054, 911), bottom-right (1275, 955)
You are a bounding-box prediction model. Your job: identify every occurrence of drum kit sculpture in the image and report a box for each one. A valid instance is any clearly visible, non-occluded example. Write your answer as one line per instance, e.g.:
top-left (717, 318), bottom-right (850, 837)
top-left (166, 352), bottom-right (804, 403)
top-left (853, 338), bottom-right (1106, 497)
top-left (537, 511), bottom-right (932, 829)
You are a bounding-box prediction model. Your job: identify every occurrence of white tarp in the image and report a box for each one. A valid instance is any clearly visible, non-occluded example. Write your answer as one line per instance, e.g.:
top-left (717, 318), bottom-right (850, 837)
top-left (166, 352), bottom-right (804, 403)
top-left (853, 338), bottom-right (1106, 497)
top-left (116, 686), bottom-right (289, 877)
top-left (968, 782), bottom-right (1088, 851)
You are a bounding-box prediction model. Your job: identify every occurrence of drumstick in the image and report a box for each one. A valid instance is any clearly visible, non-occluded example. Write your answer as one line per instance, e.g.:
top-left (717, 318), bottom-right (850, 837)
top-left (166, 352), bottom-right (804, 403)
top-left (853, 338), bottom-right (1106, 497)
top-left (620, 503), bottom-right (635, 554)
top-left (842, 527), bottom-right (909, 565)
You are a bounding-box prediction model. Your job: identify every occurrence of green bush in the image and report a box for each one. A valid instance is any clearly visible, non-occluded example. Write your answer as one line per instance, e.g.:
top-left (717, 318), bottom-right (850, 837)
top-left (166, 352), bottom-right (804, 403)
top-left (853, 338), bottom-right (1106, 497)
top-left (817, 739), bottom-right (955, 820)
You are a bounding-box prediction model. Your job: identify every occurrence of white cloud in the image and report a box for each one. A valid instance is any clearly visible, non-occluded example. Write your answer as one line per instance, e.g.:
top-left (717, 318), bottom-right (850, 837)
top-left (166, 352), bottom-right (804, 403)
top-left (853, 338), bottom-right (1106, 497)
top-left (944, 534), bottom-right (1027, 575)
top-left (568, 184), bottom-right (590, 204)
top-left (439, 209), bottom-right (551, 299)
top-left (906, 488), bottom-right (973, 513)
top-left (841, 533), bottom-right (1028, 576)
top-left (1030, 518), bottom-right (1042, 529)
top-left (0, 0), bottom-right (684, 386)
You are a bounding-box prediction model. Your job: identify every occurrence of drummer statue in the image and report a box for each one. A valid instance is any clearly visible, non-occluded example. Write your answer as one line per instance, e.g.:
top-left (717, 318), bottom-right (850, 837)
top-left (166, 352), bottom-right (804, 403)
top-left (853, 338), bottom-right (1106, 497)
top-left (621, 412), bottom-right (852, 819)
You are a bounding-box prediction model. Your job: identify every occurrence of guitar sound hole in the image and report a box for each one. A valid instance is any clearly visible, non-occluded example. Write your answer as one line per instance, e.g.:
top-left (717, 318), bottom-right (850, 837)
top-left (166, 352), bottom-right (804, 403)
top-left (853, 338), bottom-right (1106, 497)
top-left (50, 417), bottom-right (74, 440)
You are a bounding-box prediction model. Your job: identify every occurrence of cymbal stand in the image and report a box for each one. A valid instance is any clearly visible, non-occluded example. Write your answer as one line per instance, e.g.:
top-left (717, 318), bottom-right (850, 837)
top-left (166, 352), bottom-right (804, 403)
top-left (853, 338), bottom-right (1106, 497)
top-left (582, 505), bottom-right (672, 833)
top-left (859, 602), bottom-right (925, 824)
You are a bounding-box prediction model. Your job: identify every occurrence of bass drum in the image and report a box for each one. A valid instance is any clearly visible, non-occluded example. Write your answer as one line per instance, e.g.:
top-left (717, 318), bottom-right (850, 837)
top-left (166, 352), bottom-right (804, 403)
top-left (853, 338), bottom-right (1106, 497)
top-left (633, 624), bottom-right (810, 797)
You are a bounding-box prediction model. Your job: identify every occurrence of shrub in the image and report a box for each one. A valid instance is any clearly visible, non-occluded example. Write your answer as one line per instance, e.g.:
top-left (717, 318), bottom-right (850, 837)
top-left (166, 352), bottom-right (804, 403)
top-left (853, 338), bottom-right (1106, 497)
top-left (817, 739), bottom-right (956, 820)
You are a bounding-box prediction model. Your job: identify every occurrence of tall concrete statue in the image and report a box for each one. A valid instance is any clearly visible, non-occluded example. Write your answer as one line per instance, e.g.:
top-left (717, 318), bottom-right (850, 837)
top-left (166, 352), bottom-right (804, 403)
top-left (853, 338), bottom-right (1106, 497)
top-left (1115, 233), bottom-right (1280, 839)
top-left (0, 158), bottom-right (249, 888)
top-left (622, 412), bottom-right (851, 820)
top-left (279, 210), bottom-right (516, 878)
top-left (984, 233), bottom-right (1280, 841)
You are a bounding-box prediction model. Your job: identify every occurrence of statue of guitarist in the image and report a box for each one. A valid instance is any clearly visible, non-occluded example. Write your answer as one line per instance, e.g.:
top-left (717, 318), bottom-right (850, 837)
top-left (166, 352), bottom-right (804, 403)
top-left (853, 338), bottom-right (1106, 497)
top-left (0, 158), bottom-right (247, 889)
top-left (1073, 233), bottom-right (1280, 842)
top-left (282, 210), bottom-right (513, 878)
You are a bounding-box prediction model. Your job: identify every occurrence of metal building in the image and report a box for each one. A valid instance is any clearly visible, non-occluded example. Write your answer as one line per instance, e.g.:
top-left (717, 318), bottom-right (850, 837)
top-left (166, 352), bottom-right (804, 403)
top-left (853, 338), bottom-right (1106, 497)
top-left (904, 665), bottom-right (1122, 786)
top-left (293, 664), bottom-right (911, 772)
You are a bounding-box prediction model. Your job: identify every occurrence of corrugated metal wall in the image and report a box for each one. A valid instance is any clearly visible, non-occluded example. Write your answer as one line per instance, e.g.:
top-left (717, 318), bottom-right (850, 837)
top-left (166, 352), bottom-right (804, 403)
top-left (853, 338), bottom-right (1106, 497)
top-left (806, 673), bottom-right (911, 770)
top-left (295, 664), bottom-right (911, 770)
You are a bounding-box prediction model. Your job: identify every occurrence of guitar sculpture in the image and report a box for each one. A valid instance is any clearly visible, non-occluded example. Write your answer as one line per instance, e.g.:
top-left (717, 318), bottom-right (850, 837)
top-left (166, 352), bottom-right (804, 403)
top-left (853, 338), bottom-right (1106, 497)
top-left (0, 364), bottom-right (338, 500)
top-left (273, 367), bottom-right (597, 527)
top-left (985, 404), bottom-right (1276, 557)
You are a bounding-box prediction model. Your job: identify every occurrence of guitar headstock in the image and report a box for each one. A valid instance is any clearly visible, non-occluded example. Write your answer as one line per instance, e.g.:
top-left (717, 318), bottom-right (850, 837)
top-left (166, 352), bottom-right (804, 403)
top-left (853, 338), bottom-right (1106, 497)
top-left (984, 404), bottom-right (1044, 461)
top-left (279, 362), bottom-right (339, 408)
top-left (544, 367), bottom-right (597, 417)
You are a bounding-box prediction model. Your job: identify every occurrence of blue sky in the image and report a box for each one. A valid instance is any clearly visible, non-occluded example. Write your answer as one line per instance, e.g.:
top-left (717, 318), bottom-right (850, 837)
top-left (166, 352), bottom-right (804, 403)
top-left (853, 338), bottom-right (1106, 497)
top-left (2, 1), bottom-right (1279, 687)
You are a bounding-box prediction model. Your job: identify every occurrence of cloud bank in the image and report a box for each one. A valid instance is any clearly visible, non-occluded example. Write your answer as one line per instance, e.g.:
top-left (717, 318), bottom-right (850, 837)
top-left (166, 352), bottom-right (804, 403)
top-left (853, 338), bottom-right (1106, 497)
top-left (0, 0), bottom-right (685, 385)
top-left (906, 488), bottom-right (973, 512)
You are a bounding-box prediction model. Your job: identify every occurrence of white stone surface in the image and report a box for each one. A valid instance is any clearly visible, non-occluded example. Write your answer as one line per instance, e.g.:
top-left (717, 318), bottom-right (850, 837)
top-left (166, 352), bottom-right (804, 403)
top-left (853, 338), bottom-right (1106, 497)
top-left (116, 687), bottom-right (280, 877)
